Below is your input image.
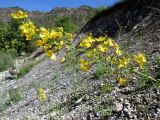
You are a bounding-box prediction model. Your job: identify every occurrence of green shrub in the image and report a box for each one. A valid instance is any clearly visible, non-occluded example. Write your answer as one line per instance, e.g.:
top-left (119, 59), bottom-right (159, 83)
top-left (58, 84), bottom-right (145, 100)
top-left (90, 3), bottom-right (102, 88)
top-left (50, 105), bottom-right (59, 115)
top-left (0, 88), bottom-right (22, 112)
top-left (0, 102), bottom-right (7, 112)
top-left (17, 63), bottom-right (34, 78)
top-left (55, 16), bottom-right (75, 33)
top-left (94, 6), bottom-right (107, 17)
top-left (94, 63), bottom-right (110, 79)
top-left (101, 83), bottom-right (113, 93)
top-left (0, 22), bottom-right (35, 54)
top-left (0, 51), bottom-right (14, 72)
top-left (6, 88), bottom-right (21, 106)
top-left (6, 49), bottom-right (18, 59)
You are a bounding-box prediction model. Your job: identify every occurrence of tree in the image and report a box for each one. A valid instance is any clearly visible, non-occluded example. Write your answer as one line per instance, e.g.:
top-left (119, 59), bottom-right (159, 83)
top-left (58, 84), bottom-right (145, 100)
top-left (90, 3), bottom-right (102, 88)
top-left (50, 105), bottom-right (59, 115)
top-left (55, 16), bottom-right (75, 33)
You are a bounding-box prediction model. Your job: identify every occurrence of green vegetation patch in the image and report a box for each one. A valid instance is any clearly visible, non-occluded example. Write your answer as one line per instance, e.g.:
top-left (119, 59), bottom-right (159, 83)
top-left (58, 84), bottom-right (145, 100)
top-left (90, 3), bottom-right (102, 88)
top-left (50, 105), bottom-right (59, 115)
top-left (17, 56), bottom-right (46, 78)
top-left (0, 50), bottom-right (16, 72)
top-left (6, 88), bottom-right (22, 106)
top-left (55, 16), bottom-right (75, 33)
top-left (0, 88), bottom-right (22, 112)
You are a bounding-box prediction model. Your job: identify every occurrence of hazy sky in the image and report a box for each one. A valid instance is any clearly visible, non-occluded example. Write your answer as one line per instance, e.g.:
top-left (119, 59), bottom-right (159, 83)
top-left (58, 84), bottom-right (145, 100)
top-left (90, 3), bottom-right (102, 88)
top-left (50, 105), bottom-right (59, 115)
top-left (0, 0), bottom-right (120, 11)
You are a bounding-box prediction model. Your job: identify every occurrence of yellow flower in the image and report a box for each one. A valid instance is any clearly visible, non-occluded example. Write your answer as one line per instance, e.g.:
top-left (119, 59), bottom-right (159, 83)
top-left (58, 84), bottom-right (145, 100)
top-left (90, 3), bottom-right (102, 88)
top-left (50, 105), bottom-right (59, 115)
top-left (46, 50), bottom-right (53, 57)
top-left (11, 10), bottom-right (28, 19)
top-left (86, 48), bottom-right (98, 58)
top-left (37, 87), bottom-right (47, 102)
top-left (43, 44), bottom-right (52, 50)
top-left (54, 46), bottom-right (60, 51)
top-left (85, 42), bottom-right (92, 48)
top-left (59, 40), bottom-right (64, 46)
top-left (89, 32), bottom-right (92, 36)
top-left (35, 40), bottom-right (43, 47)
top-left (39, 27), bottom-right (50, 40)
top-left (19, 22), bottom-right (36, 40)
top-left (60, 57), bottom-right (65, 64)
top-left (118, 57), bottom-right (130, 68)
top-left (65, 33), bottom-right (74, 42)
top-left (79, 58), bottom-right (91, 72)
top-left (50, 31), bottom-right (56, 38)
top-left (97, 44), bottom-right (108, 53)
top-left (79, 36), bottom-right (95, 48)
top-left (113, 43), bottom-right (119, 49)
top-left (46, 50), bottom-right (56, 61)
top-left (134, 52), bottom-right (147, 69)
top-left (112, 43), bottom-right (122, 55)
top-left (118, 78), bottom-right (128, 87)
top-left (104, 38), bottom-right (114, 47)
top-left (25, 34), bottom-right (32, 40)
top-left (50, 30), bottom-right (63, 39)
top-left (79, 42), bottom-right (85, 47)
top-left (106, 56), bottom-right (117, 64)
top-left (95, 36), bottom-right (106, 42)
top-left (42, 39), bottom-right (48, 45)
top-left (56, 32), bottom-right (63, 38)
top-left (50, 54), bottom-right (57, 61)
top-left (106, 56), bottom-right (111, 61)
top-left (115, 48), bottom-right (122, 56)
top-left (57, 27), bottom-right (64, 32)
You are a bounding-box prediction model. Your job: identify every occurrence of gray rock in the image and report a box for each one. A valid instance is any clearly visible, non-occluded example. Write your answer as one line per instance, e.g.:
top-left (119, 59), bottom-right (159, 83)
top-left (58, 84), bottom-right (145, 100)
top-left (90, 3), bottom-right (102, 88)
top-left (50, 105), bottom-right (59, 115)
top-left (20, 52), bottom-right (27, 56)
top-left (0, 70), bottom-right (14, 81)
top-left (114, 102), bottom-right (123, 112)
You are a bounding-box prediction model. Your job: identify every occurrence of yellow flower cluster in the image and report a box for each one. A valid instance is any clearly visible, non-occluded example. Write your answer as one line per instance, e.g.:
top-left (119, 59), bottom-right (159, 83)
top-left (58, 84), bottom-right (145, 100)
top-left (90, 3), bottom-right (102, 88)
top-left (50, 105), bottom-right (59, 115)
top-left (78, 33), bottom-right (148, 87)
top-left (12, 10), bottom-right (74, 63)
top-left (86, 48), bottom-right (98, 58)
top-left (79, 34), bottom-right (95, 48)
top-left (34, 27), bottom-right (73, 61)
top-left (79, 58), bottom-right (91, 72)
top-left (118, 78), bottom-right (128, 87)
top-left (134, 52), bottom-right (147, 69)
top-left (60, 57), bottom-right (66, 64)
top-left (19, 22), bottom-right (36, 40)
top-left (11, 10), bottom-right (28, 20)
top-left (118, 57), bottom-right (130, 68)
top-left (79, 35), bottom-right (123, 72)
top-left (37, 87), bottom-right (47, 102)
top-left (65, 33), bottom-right (75, 42)
top-left (80, 35), bottom-right (122, 56)
top-left (38, 27), bottom-right (63, 41)
top-left (46, 50), bottom-right (57, 61)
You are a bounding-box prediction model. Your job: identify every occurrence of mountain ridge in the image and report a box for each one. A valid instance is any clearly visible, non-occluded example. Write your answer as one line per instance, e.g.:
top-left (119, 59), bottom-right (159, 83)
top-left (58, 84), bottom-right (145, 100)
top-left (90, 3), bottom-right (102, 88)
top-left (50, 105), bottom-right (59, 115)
top-left (0, 6), bottom-right (97, 31)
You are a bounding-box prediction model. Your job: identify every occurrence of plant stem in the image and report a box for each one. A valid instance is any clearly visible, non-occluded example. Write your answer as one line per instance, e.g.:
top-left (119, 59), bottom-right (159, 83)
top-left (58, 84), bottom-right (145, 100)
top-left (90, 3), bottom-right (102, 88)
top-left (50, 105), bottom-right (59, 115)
top-left (133, 69), bottom-right (157, 82)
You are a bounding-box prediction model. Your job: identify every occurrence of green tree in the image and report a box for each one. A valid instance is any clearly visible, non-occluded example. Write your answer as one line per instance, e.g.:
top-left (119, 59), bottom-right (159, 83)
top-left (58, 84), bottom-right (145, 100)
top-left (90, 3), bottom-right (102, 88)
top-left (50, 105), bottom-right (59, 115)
top-left (95, 6), bottom-right (107, 16)
top-left (55, 16), bottom-right (75, 33)
top-left (0, 20), bottom-right (34, 54)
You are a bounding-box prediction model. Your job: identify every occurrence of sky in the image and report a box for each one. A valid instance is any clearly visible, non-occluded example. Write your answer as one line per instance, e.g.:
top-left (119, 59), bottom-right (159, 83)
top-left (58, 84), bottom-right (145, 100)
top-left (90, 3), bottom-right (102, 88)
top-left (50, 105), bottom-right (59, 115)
top-left (0, 0), bottom-right (120, 11)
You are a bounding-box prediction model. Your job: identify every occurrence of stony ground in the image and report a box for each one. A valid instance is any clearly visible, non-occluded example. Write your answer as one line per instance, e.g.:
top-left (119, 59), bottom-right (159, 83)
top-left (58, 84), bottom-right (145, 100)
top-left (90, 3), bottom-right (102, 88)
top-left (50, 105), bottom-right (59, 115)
top-left (0, 48), bottom-right (159, 120)
top-left (0, 51), bottom-right (97, 119)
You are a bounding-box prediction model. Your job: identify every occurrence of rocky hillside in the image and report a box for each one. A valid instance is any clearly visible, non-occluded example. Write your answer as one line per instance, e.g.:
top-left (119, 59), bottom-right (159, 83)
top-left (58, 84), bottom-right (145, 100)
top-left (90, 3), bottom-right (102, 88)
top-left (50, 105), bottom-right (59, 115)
top-left (0, 6), bottom-right (96, 31)
top-left (0, 0), bottom-right (160, 120)
top-left (0, 7), bottom-right (19, 23)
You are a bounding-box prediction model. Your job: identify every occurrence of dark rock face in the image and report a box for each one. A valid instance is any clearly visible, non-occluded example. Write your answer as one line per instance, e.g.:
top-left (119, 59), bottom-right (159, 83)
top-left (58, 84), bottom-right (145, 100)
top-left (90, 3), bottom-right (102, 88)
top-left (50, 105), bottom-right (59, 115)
top-left (81, 0), bottom-right (160, 37)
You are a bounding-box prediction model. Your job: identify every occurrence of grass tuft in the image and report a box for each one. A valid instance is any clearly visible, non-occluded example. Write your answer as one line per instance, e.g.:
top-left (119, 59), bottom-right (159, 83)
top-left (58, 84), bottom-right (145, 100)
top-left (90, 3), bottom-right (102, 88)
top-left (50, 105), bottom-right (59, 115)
top-left (17, 55), bottom-right (46, 78)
